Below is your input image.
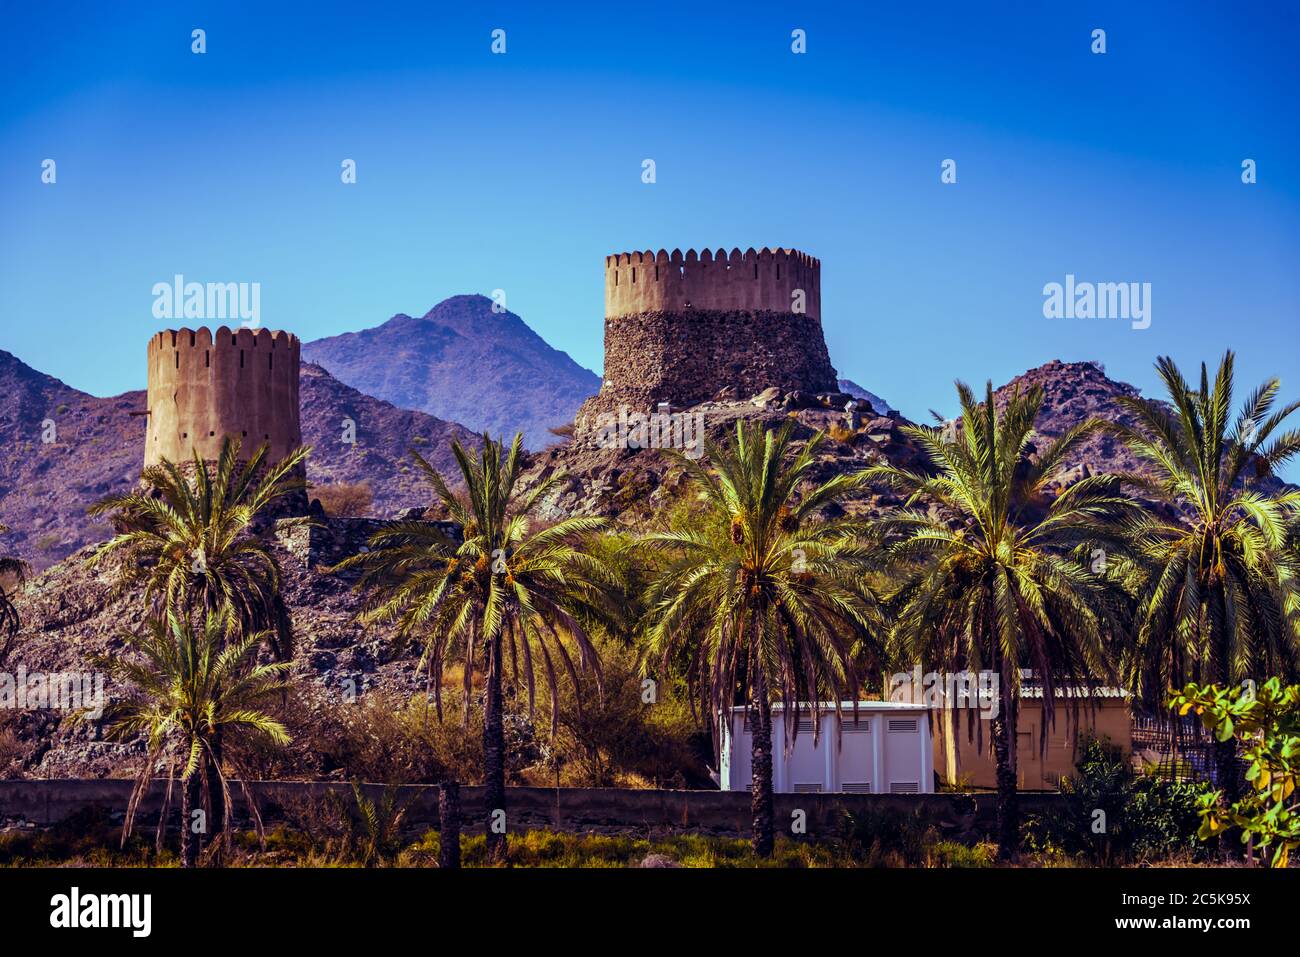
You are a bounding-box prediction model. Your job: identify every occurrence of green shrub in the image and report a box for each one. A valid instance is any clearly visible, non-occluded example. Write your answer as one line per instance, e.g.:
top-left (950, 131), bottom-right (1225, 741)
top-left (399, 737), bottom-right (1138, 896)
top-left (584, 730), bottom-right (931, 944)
top-left (1023, 735), bottom-right (1208, 865)
top-left (1170, 678), bottom-right (1300, 867)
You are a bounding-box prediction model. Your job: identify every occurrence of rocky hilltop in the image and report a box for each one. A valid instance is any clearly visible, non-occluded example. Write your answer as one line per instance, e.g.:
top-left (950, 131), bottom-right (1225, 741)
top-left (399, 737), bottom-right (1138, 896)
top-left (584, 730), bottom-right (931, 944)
top-left (303, 295), bottom-right (601, 450)
top-left (520, 359), bottom-right (1295, 525)
top-left (0, 351), bottom-right (477, 570)
top-left (992, 359), bottom-right (1290, 496)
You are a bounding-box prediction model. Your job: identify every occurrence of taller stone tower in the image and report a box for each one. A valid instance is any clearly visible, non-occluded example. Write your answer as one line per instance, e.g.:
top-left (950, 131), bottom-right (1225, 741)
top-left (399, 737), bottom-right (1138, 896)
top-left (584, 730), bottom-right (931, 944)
top-left (584, 247), bottom-right (838, 421)
top-left (145, 326), bottom-right (306, 511)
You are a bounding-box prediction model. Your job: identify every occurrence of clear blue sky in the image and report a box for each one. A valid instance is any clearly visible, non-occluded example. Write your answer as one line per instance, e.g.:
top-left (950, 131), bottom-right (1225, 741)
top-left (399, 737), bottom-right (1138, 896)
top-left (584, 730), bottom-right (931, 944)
top-left (2, 1), bottom-right (1297, 477)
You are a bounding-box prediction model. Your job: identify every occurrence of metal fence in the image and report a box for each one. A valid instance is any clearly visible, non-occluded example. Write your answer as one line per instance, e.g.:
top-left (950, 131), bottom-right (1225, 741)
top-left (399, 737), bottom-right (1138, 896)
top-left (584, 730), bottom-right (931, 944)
top-left (1130, 714), bottom-right (1219, 784)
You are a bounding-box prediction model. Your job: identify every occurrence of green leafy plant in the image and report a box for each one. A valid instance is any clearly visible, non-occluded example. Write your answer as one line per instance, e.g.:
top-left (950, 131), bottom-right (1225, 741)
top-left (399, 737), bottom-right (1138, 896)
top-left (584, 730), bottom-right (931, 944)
top-left (1023, 735), bottom-right (1206, 865)
top-left (1106, 353), bottom-right (1300, 799)
top-left (1169, 678), bottom-right (1300, 866)
top-left (88, 607), bottom-right (291, 867)
top-left (641, 419), bottom-right (887, 856)
top-left (89, 436), bottom-right (312, 659)
top-left (349, 781), bottom-right (411, 868)
top-left (867, 381), bottom-right (1133, 859)
top-left (333, 433), bottom-right (621, 862)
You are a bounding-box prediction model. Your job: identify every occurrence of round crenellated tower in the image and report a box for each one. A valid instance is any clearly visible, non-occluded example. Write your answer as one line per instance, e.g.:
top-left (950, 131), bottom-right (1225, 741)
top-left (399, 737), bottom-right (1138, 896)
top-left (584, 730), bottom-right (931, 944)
top-left (605, 247), bottom-right (822, 321)
top-left (145, 326), bottom-right (306, 511)
top-left (584, 247), bottom-right (838, 422)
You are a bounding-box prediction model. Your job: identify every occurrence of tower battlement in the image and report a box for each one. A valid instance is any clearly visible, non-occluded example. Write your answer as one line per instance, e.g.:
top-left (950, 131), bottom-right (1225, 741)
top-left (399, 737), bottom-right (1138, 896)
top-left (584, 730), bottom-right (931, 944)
top-left (584, 246), bottom-right (838, 419)
top-left (145, 326), bottom-right (302, 470)
top-left (605, 247), bottom-right (821, 321)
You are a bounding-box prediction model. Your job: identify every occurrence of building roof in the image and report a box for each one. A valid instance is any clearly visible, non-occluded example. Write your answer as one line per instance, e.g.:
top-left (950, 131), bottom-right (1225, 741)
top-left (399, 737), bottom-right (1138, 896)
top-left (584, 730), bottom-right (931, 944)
top-left (727, 701), bottom-right (928, 714)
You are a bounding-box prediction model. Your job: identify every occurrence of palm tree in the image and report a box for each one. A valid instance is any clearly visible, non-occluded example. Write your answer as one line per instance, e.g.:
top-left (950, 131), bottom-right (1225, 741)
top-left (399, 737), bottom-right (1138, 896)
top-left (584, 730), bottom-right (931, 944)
top-left (333, 434), bottom-right (619, 862)
top-left (641, 419), bottom-right (887, 856)
top-left (89, 436), bottom-right (309, 856)
top-left (90, 608), bottom-right (290, 867)
top-left (0, 524), bottom-right (27, 669)
top-left (866, 382), bottom-right (1134, 859)
top-left (1104, 352), bottom-right (1300, 800)
top-left (88, 437), bottom-right (311, 658)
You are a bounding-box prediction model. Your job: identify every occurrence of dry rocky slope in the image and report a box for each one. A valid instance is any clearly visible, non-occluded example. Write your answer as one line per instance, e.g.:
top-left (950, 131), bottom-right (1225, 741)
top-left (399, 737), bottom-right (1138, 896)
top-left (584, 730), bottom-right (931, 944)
top-left (4, 518), bottom-right (442, 778)
top-left (303, 294), bottom-right (602, 450)
top-left (519, 359), bottom-right (1293, 524)
top-left (0, 350), bottom-right (476, 570)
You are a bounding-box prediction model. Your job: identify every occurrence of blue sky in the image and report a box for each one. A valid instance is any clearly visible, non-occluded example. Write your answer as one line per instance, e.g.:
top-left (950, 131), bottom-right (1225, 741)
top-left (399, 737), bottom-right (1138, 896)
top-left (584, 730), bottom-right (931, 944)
top-left (2, 1), bottom-right (1298, 477)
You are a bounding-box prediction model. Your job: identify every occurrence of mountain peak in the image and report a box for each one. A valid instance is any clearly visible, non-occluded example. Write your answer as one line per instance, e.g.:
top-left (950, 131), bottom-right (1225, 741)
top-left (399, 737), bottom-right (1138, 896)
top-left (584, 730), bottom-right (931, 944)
top-left (304, 294), bottom-right (601, 448)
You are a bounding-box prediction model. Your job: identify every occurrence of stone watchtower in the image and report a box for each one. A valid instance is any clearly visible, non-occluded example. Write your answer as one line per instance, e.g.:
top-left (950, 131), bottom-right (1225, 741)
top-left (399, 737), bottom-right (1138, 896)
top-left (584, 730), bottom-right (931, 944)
top-left (582, 247), bottom-right (838, 423)
top-left (145, 326), bottom-right (307, 512)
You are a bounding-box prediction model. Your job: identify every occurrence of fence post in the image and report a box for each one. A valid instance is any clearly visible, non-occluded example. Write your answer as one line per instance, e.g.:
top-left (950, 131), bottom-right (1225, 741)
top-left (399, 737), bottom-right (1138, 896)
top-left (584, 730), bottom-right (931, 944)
top-left (439, 782), bottom-right (461, 869)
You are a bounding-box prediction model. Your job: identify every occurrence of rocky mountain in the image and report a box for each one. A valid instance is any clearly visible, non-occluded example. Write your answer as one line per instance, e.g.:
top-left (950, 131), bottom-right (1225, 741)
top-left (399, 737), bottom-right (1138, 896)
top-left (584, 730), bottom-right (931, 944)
top-left (518, 359), bottom-right (1295, 526)
top-left (0, 351), bottom-right (477, 570)
top-left (838, 378), bottom-right (894, 415)
top-left (303, 295), bottom-right (602, 450)
top-left (518, 388), bottom-right (921, 528)
top-left (991, 359), bottom-right (1290, 496)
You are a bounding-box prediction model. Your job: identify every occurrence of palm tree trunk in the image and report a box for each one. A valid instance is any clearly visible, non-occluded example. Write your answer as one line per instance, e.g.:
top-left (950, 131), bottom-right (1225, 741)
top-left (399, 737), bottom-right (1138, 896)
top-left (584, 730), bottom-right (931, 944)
top-left (438, 782), bottom-right (461, 869)
top-left (1213, 635), bottom-right (1242, 805)
top-left (180, 772), bottom-right (201, 869)
top-left (749, 666), bottom-right (775, 857)
top-left (207, 730), bottom-right (225, 865)
top-left (482, 628), bottom-right (508, 863)
top-left (990, 683), bottom-right (1019, 861)
top-left (1212, 632), bottom-right (1242, 859)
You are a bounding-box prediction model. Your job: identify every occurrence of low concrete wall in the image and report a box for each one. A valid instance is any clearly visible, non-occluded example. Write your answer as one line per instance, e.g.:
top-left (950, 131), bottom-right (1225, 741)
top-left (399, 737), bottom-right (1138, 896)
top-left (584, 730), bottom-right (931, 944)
top-left (0, 780), bottom-right (1063, 840)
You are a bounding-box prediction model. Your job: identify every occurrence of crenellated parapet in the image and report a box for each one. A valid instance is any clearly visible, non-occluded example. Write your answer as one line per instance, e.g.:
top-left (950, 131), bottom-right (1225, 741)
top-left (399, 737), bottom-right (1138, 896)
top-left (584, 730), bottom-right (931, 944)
top-left (605, 247), bottom-right (821, 321)
top-left (145, 326), bottom-right (302, 471)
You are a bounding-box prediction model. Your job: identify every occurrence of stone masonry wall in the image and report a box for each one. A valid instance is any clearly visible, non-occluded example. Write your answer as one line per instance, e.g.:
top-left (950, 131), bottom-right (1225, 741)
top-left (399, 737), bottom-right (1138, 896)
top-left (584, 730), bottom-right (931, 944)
top-left (592, 308), bottom-right (838, 414)
top-left (0, 779), bottom-right (1064, 841)
top-left (583, 248), bottom-right (839, 430)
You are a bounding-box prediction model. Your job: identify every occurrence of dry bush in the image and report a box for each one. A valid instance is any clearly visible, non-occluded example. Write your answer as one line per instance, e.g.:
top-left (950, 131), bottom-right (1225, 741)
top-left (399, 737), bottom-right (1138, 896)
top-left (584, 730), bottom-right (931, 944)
top-left (312, 481), bottom-right (374, 518)
top-left (827, 422), bottom-right (860, 444)
top-left (0, 721), bottom-right (21, 775)
top-left (529, 638), bottom-right (706, 788)
top-left (311, 691), bottom-right (483, 785)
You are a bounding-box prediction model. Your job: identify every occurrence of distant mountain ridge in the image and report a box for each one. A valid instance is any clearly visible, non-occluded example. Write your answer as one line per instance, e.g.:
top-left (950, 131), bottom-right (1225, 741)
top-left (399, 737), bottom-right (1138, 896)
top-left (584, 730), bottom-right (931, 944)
top-left (303, 294), bottom-right (602, 449)
top-left (838, 378), bottom-right (894, 415)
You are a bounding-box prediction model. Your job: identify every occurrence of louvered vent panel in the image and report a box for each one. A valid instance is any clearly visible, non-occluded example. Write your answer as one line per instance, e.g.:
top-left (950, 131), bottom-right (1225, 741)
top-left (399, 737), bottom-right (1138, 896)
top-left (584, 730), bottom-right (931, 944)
top-left (889, 781), bottom-right (920, 794)
top-left (887, 718), bottom-right (919, 733)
